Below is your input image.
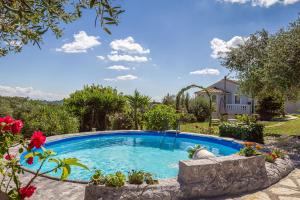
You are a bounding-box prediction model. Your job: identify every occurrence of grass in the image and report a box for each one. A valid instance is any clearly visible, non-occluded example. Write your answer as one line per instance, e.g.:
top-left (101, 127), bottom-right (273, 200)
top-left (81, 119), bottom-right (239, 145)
top-left (263, 115), bottom-right (300, 136)
top-left (180, 122), bottom-right (212, 134)
top-left (181, 115), bottom-right (300, 136)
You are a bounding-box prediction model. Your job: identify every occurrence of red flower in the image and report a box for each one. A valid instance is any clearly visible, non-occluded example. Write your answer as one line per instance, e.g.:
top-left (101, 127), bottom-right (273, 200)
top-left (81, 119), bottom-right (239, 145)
top-left (29, 131), bottom-right (46, 149)
top-left (3, 116), bottom-right (14, 124)
top-left (26, 157), bottom-right (33, 165)
top-left (4, 154), bottom-right (14, 160)
top-left (19, 185), bottom-right (36, 199)
top-left (0, 116), bottom-right (14, 132)
top-left (11, 120), bottom-right (23, 134)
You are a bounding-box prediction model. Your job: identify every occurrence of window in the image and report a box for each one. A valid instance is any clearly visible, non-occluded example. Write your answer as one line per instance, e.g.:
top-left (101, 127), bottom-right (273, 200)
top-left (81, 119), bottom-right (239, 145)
top-left (212, 95), bottom-right (217, 103)
top-left (235, 95), bottom-right (241, 104)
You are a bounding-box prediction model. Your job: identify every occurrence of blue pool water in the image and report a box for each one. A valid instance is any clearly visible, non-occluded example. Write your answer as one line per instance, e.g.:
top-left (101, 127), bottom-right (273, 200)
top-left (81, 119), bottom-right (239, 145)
top-left (20, 131), bottom-right (242, 181)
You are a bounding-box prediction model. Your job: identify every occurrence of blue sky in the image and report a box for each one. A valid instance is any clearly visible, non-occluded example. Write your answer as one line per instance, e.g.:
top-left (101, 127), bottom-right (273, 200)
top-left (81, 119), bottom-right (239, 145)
top-left (0, 0), bottom-right (300, 101)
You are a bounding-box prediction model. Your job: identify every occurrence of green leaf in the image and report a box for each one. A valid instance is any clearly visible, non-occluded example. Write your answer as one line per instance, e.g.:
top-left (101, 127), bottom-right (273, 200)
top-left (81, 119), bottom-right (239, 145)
top-left (90, 0), bottom-right (96, 8)
top-left (24, 152), bottom-right (34, 159)
top-left (61, 165), bottom-right (71, 180)
top-left (103, 27), bottom-right (111, 35)
top-left (63, 158), bottom-right (89, 170)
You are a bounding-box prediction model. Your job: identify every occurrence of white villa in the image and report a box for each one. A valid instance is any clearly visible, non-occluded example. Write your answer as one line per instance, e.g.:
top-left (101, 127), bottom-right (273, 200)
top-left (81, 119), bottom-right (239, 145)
top-left (196, 79), bottom-right (300, 115)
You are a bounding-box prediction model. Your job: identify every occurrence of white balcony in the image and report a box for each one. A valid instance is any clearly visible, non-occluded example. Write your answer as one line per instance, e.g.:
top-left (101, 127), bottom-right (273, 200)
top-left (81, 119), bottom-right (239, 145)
top-left (226, 104), bottom-right (251, 114)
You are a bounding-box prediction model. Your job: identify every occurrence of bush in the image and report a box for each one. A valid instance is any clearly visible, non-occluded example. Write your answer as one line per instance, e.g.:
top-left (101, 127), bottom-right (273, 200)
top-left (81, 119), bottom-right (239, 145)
top-left (144, 105), bottom-right (179, 131)
top-left (179, 113), bottom-right (197, 123)
top-left (105, 171), bottom-right (126, 187)
top-left (22, 105), bottom-right (79, 137)
top-left (236, 114), bottom-right (257, 124)
top-left (256, 93), bottom-right (284, 121)
top-left (219, 122), bottom-right (264, 143)
top-left (110, 112), bottom-right (134, 130)
top-left (90, 170), bottom-right (106, 185)
top-left (128, 170), bottom-right (145, 185)
top-left (189, 97), bottom-right (211, 122)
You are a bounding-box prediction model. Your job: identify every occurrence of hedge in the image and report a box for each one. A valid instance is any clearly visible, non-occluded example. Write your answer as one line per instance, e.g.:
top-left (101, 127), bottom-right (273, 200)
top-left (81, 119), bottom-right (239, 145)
top-left (219, 122), bottom-right (264, 143)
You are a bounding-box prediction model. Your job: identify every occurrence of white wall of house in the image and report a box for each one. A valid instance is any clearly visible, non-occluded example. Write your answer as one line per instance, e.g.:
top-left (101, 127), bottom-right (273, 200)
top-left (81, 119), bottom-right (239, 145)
top-left (209, 80), bottom-right (252, 114)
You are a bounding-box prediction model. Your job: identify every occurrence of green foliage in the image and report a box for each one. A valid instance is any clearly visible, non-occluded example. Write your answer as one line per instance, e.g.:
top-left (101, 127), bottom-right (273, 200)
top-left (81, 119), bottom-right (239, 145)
top-left (109, 112), bottom-right (134, 130)
top-left (265, 153), bottom-right (276, 163)
top-left (189, 97), bottom-right (211, 122)
top-left (256, 93), bottom-right (284, 121)
top-left (272, 148), bottom-right (285, 159)
top-left (105, 171), bottom-right (126, 187)
top-left (64, 85), bottom-right (126, 131)
top-left (239, 146), bottom-right (260, 157)
top-left (236, 114), bottom-right (257, 125)
top-left (126, 90), bottom-right (151, 130)
top-left (179, 113), bottom-right (197, 123)
top-left (144, 172), bottom-right (158, 185)
top-left (187, 144), bottom-right (202, 159)
top-left (221, 16), bottom-right (300, 101)
top-left (22, 105), bottom-right (79, 137)
top-left (162, 93), bottom-right (176, 108)
top-left (0, 96), bottom-right (78, 137)
top-left (144, 105), bottom-right (179, 131)
top-left (128, 170), bottom-right (145, 185)
top-left (0, 0), bottom-right (124, 56)
top-left (90, 169), bottom-right (106, 185)
top-left (219, 122), bottom-right (264, 143)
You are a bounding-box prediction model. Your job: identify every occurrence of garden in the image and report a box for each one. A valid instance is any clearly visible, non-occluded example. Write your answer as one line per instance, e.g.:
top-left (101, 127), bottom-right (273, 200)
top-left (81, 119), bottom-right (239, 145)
top-left (1, 0), bottom-right (300, 199)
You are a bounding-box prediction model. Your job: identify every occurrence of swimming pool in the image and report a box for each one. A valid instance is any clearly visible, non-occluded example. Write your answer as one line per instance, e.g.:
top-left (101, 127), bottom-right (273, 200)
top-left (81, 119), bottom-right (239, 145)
top-left (20, 131), bottom-right (243, 181)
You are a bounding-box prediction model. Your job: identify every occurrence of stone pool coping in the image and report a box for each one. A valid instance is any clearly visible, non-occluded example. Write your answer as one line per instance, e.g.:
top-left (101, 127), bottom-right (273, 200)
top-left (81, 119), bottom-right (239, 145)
top-left (14, 130), bottom-right (295, 199)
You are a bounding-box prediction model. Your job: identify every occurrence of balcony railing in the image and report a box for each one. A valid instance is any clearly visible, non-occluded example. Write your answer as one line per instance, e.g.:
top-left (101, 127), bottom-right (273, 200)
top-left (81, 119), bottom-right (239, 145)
top-left (226, 104), bottom-right (251, 114)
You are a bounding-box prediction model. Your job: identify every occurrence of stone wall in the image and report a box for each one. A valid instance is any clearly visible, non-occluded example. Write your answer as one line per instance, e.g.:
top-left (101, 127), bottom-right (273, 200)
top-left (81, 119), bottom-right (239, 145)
top-left (178, 155), bottom-right (268, 198)
top-left (84, 155), bottom-right (294, 200)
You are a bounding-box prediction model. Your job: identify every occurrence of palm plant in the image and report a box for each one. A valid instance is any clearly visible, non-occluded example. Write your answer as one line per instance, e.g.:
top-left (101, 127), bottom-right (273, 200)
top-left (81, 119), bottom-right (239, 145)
top-left (127, 90), bottom-right (151, 130)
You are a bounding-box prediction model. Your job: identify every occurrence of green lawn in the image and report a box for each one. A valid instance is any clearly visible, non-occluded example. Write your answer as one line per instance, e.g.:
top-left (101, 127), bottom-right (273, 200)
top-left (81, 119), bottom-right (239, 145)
top-left (180, 122), bottom-right (211, 134)
top-left (181, 116), bottom-right (300, 136)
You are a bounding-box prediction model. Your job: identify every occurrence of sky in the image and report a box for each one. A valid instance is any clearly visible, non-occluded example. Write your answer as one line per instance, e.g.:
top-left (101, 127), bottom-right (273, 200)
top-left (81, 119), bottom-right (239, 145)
top-left (0, 0), bottom-right (300, 101)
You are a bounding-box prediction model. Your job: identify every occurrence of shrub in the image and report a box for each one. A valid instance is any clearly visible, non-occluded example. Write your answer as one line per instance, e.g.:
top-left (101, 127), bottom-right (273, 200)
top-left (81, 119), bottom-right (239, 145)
top-left (144, 172), bottom-right (158, 185)
top-left (128, 170), bottom-right (145, 185)
top-left (256, 93), bottom-right (284, 121)
top-left (187, 144), bottom-right (202, 159)
top-left (110, 112), bottom-right (134, 130)
top-left (105, 171), bottom-right (126, 187)
top-left (189, 97), bottom-right (211, 122)
top-left (179, 113), bottom-right (197, 123)
top-left (236, 114), bottom-right (257, 124)
top-left (22, 105), bottom-right (79, 137)
top-left (219, 122), bottom-right (264, 143)
top-left (238, 142), bottom-right (261, 157)
top-left (90, 170), bottom-right (106, 185)
top-left (144, 105), bottom-right (179, 131)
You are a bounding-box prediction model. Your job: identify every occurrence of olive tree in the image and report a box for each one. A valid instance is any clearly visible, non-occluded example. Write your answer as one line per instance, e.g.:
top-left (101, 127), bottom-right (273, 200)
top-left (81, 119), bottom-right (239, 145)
top-left (0, 0), bottom-right (124, 56)
top-left (64, 85), bottom-right (126, 131)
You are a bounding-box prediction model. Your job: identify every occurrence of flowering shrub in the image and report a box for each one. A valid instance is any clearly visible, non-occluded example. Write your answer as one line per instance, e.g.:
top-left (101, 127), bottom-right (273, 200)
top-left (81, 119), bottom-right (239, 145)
top-left (239, 142), bottom-right (286, 163)
top-left (238, 142), bottom-right (262, 157)
top-left (0, 116), bottom-right (88, 200)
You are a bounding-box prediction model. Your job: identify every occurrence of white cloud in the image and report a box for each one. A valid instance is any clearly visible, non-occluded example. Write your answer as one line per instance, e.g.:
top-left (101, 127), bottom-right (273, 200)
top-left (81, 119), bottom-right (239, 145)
top-left (107, 65), bottom-right (130, 71)
top-left (56, 31), bottom-right (100, 53)
top-left (210, 36), bottom-right (247, 59)
top-left (190, 68), bottom-right (220, 76)
top-left (0, 85), bottom-right (66, 101)
top-left (220, 0), bottom-right (300, 7)
top-left (107, 54), bottom-right (148, 62)
top-left (110, 37), bottom-right (150, 54)
top-left (117, 74), bottom-right (138, 80)
top-left (104, 74), bottom-right (138, 81)
top-left (97, 55), bottom-right (105, 60)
